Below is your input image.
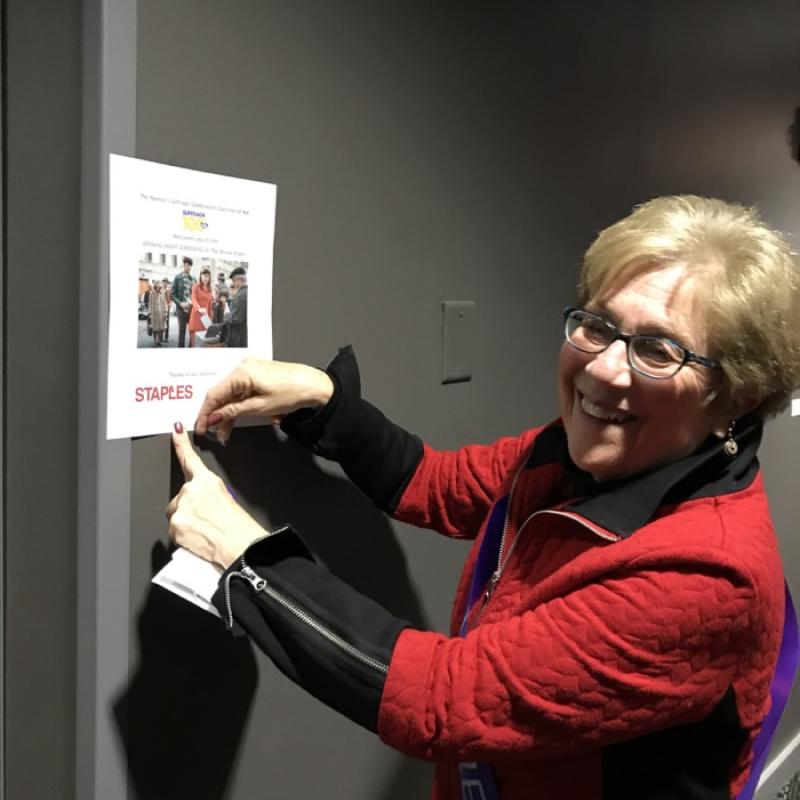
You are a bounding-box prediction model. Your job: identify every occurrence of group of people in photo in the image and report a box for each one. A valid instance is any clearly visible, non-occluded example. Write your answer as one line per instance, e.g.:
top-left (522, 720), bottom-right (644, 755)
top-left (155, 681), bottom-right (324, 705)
top-left (139, 256), bottom-right (248, 348)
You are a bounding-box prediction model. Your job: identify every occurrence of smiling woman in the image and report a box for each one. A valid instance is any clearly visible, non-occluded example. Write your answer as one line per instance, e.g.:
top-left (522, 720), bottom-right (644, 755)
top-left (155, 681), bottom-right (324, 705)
top-left (560, 262), bottom-right (730, 481)
top-left (559, 196), bottom-right (799, 482)
top-left (167, 196), bottom-right (800, 800)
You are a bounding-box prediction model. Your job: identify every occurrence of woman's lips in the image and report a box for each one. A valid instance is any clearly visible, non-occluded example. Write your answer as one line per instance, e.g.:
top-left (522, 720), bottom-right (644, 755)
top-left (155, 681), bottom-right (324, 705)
top-left (576, 390), bottom-right (637, 424)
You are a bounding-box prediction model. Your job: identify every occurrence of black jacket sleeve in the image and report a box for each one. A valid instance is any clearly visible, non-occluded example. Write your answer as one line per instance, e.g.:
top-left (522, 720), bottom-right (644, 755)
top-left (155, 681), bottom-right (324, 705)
top-left (279, 346), bottom-right (424, 514)
top-left (211, 526), bottom-right (411, 733)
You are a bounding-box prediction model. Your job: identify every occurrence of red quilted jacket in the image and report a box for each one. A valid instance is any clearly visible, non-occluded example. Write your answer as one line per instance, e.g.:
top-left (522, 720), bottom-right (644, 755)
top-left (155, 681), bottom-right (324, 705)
top-left (377, 420), bottom-right (785, 799)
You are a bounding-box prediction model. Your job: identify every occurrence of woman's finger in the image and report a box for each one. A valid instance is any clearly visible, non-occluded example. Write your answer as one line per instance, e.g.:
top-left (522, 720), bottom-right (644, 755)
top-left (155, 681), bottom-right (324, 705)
top-left (171, 423), bottom-right (206, 480)
top-left (165, 494), bottom-right (178, 520)
top-left (194, 368), bottom-right (251, 435)
top-left (167, 509), bottom-right (191, 547)
top-left (164, 483), bottom-right (187, 520)
top-left (210, 417), bottom-right (237, 446)
top-left (209, 395), bottom-right (271, 424)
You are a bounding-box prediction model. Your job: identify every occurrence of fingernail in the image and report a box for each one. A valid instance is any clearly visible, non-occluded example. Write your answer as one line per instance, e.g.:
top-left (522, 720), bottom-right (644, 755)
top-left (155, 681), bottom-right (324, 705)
top-left (208, 413), bottom-right (223, 426)
top-left (174, 422), bottom-right (184, 434)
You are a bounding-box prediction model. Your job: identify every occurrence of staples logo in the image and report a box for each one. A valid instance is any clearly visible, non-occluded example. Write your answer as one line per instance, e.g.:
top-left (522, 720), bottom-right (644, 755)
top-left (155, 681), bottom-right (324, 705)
top-left (182, 209), bottom-right (209, 232)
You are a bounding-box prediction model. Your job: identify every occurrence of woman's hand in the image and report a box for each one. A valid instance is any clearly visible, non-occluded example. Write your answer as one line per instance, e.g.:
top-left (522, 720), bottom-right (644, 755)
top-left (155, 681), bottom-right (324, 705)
top-left (166, 425), bottom-right (268, 569)
top-left (194, 358), bottom-right (334, 444)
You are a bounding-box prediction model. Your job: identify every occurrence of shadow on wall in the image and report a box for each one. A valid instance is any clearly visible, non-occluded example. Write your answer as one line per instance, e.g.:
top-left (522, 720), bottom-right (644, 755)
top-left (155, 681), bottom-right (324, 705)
top-left (114, 424), bottom-right (433, 800)
top-left (207, 425), bottom-right (431, 627)
top-left (112, 543), bottom-right (259, 800)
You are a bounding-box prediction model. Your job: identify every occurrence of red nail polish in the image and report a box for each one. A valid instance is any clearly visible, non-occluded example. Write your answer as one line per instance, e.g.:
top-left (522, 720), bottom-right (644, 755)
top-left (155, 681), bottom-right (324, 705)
top-left (174, 422), bottom-right (184, 434)
top-left (208, 412), bottom-right (223, 426)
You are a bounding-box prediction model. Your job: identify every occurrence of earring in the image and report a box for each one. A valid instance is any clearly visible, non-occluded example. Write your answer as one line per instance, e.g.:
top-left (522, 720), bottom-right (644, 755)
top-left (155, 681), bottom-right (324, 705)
top-left (723, 421), bottom-right (738, 458)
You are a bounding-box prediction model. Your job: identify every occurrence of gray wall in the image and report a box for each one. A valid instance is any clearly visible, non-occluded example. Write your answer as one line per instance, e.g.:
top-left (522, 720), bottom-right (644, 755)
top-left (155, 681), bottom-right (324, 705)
top-left (4, 0), bottom-right (82, 797)
top-left (3, 1), bottom-right (799, 799)
top-left (122, 1), bottom-right (800, 799)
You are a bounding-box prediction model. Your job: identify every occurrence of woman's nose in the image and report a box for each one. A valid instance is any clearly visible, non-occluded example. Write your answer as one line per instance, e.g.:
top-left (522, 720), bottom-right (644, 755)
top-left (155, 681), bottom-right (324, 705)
top-left (585, 339), bottom-right (632, 387)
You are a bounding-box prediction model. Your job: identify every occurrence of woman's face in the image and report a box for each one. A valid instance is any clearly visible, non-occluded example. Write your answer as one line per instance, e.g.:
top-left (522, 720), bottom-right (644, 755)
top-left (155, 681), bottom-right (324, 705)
top-left (202, 272), bottom-right (211, 286)
top-left (558, 262), bottom-right (727, 482)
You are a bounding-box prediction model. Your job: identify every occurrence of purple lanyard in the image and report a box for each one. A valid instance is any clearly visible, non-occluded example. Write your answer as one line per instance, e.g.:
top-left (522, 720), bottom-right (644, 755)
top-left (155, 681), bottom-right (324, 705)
top-left (459, 495), bottom-right (509, 638)
top-left (736, 582), bottom-right (799, 800)
top-left (459, 494), bottom-right (800, 800)
top-left (456, 496), bottom-right (508, 800)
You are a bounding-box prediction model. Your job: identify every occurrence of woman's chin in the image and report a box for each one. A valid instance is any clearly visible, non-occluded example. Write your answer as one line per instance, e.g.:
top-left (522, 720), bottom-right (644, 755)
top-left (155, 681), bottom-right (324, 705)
top-left (564, 409), bottom-right (640, 481)
top-left (567, 440), bottom-right (626, 482)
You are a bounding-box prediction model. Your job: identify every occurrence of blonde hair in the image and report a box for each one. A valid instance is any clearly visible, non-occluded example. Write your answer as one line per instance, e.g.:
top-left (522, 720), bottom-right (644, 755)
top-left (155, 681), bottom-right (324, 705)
top-left (580, 195), bottom-right (800, 419)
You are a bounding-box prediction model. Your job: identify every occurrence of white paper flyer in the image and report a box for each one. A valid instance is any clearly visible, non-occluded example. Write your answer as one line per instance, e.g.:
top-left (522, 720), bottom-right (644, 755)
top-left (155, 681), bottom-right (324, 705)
top-left (107, 155), bottom-right (276, 439)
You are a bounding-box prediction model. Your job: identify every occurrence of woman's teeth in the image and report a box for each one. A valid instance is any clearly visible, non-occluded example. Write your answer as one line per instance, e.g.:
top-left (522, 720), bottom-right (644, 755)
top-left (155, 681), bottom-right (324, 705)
top-left (580, 394), bottom-right (635, 424)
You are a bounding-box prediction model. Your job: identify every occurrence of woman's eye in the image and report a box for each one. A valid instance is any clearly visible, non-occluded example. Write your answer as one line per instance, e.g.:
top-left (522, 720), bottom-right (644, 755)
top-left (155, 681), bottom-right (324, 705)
top-left (581, 318), bottom-right (610, 340)
top-left (636, 338), bottom-right (676, 363)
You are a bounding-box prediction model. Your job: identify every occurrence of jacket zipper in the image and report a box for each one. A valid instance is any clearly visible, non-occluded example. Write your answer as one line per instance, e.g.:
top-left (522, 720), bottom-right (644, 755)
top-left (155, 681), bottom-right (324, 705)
top-left (222, 527), bottom-right (389, 676)
top-left (530, 509), bottom-right (621, 543)
top-left (472, 466), bottom-right (525, 625)
top-left (476, 491), bottom-right (619, 622)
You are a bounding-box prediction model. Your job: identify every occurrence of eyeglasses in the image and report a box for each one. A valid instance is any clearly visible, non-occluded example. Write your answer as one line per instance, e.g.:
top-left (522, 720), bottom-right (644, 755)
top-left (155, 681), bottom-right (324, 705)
top-left (563, 306), bottom-right (721, 380)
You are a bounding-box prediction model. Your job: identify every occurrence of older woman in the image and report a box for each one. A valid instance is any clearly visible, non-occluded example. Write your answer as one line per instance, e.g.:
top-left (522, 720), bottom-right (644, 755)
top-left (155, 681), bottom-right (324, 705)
top-left (167, 196), bottom-right (800, 800)
top-left (148, 281), bottom-right (167, 347)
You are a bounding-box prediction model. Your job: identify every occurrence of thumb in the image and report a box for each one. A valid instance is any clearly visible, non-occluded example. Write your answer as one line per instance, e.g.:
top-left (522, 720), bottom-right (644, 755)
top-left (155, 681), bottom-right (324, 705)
top-left (171, 422), bottom-right (206, 480)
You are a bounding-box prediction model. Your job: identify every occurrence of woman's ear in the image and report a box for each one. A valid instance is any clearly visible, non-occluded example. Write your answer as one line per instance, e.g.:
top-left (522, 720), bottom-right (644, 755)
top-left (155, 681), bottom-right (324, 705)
top-left (711, 393), bottom-right (760, 438)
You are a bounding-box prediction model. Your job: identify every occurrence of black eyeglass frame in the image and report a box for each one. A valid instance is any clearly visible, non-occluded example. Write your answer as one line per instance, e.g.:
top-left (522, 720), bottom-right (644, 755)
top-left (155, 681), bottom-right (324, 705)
top-left (562, 306), bottom-right (721, 380)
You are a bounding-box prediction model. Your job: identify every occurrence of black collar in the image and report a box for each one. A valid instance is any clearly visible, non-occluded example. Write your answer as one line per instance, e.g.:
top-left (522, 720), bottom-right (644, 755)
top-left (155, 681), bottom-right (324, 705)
top-left (525, 415), bottom-right (763, 539)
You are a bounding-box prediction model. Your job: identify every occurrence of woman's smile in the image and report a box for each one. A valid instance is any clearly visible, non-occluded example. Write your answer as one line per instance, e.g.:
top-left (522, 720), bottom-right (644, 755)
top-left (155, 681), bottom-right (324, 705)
top-left (575, 389), bottom-right (637, 425)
